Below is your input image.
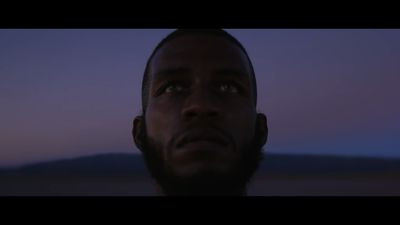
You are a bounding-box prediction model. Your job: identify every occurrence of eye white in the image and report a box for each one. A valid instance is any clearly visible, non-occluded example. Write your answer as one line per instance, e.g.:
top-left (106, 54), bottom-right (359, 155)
top-left (165, 84), bottom-right (184, 93)
top-left (219, 84), bottom-right (238, 93)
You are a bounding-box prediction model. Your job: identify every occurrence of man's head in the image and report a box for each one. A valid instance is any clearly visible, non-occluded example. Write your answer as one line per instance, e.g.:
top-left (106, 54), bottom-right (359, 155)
top-left (132, 29), bottom-right (268, 196)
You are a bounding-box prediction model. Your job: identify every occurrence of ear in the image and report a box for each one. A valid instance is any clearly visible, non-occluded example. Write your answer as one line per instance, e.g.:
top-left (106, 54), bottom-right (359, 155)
top-left (256, 113), bottom-right (268, 147)
top-left (132, 116), bottom-right (145, 152)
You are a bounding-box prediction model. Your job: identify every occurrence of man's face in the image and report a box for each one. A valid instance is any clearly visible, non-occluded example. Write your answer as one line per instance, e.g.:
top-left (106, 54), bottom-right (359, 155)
top-left (134, 34), bottom-right (267, 194)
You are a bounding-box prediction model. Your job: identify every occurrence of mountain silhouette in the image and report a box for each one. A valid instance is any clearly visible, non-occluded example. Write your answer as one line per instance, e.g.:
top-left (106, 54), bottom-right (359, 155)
top-left (2, 153), bottom-right (400, 196)
top-left (2, 153), bottom-right (400, 176)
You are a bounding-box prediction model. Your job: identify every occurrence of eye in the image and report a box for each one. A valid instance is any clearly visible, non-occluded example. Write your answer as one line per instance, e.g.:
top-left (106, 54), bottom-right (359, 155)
top-left (165, 84), bottom-right (183, 93)
top-left (219, 83), bottom-right (240, 93)
top-left (163, 82), bottom-right (186, 94)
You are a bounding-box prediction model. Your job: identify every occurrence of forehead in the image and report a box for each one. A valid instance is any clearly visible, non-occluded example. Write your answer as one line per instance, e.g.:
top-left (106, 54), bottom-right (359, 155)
top-left (149, 34), bottom-right (252, 78)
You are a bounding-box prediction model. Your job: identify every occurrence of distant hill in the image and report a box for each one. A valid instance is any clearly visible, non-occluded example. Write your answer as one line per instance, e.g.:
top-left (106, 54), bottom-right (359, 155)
top-left (2, 153), bottom-right (400, 177)
top-left (4, 154), bottom-right (148, 176)
top-left (259, 154), bottom-right (400, 174)
top-left (2, 153), bottom-right (400, 196)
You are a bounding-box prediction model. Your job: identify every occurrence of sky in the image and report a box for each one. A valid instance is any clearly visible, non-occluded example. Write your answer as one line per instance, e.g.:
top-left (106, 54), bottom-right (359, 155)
top-left (0, 29), bottom-right (399, 167)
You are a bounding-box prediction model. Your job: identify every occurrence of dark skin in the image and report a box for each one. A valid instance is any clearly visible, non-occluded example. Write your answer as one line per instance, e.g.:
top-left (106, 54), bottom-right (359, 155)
top-left (133, 34), bottom-right (268, 195)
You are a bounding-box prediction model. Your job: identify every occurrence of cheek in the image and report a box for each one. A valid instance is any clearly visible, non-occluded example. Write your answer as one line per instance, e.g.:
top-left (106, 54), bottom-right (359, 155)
top-left (228, 109), bottom-right (257, 147)
top-left (144, 101), bottom-right (179, 146)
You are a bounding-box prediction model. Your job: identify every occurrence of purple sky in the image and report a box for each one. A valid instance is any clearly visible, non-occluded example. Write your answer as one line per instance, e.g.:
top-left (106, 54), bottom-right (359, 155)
top-left (1, 29), bottom-right (399, 167)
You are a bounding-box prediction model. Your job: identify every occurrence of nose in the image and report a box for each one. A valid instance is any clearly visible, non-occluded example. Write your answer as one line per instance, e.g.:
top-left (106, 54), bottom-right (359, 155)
top-left (181, 88), bottom-right (221, 120)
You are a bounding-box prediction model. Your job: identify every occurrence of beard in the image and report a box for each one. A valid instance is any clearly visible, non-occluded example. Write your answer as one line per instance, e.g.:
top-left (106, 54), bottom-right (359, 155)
top-left (139, 124), bottom-right (264, 196)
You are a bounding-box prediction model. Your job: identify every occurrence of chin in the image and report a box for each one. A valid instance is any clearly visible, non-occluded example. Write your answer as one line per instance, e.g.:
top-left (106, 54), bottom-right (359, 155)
top-left (170, 160), bottom-right (233, 177)
top-left (168, 148), bottom-right (238, 177)
top-left (168, 145), bottom-right (238, 175)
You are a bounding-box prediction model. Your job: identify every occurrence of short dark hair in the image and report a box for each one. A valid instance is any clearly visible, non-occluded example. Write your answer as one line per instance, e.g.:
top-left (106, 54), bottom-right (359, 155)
top-left (141, 29), bottom-right (257, 114)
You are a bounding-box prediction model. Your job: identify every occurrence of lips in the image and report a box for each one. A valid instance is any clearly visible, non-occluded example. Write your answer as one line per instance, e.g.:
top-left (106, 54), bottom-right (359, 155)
top-left (175, 129), bottom-right (229, 149)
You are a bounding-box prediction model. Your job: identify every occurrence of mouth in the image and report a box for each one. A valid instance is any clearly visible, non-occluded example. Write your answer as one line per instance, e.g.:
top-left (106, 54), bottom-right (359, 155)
top-left (175, 130), bottom-right (229, 149)
top-left (171, 128), bottom-right (235, 167)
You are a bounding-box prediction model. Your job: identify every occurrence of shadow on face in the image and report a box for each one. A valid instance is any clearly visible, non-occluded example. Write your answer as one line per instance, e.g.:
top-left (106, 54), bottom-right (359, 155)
top-left (133, 33), bottom-right (268, 195)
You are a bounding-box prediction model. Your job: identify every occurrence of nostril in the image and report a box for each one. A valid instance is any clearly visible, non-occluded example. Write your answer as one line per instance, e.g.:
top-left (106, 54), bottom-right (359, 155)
top-left (208, 111), bottom-right (219, 117)
top-left (184, 110), bottom-right (197, 118)
top-left (182, 106), bottom-right (220, 119)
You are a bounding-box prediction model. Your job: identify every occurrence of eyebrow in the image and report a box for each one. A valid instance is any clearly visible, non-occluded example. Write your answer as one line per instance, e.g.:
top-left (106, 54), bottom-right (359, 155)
top-left (213, 69), bottom-right (250, 84)
top-left (153, 67), bottom-right (191, 80)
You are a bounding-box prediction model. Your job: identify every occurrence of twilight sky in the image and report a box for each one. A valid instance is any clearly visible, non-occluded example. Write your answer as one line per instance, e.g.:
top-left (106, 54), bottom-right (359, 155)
top-left (0, 29), bottom-right (399, 167)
